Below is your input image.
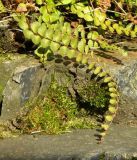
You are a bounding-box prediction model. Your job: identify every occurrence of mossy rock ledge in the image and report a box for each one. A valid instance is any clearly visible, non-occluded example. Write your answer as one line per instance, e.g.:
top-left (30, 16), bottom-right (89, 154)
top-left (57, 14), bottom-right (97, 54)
top-left (0, 52), bottom-right (137, 125)
top-left (0, 53), bottom-right (109, 121)
top-left (0, 53), bottom-right (137, 159)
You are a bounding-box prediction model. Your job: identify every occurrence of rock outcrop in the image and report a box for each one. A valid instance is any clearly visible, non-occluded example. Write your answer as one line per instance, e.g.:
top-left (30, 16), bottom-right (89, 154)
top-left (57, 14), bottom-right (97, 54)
top-left (0, 55), bottom-right (45, 120)
top-left (0, 50), bottom-right (137, 126)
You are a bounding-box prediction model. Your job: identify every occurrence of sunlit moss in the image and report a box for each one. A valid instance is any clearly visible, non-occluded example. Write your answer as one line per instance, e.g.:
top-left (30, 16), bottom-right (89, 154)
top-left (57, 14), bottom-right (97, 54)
top-left (0, 122), bottom-right (19, 139)
top-left (18, 80), bottom-right (99, 134)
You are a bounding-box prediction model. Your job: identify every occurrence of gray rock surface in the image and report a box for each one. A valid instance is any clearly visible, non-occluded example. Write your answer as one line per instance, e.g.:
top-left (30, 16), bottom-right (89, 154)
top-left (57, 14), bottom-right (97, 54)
top-left (0, 55), bottom-right (45, 120)
top-left (112, 60), bottom-right (137, 100)
top-left (109, 59), bottom-right (137, 125)
top-left (0, 124), bottom-right (137, 160)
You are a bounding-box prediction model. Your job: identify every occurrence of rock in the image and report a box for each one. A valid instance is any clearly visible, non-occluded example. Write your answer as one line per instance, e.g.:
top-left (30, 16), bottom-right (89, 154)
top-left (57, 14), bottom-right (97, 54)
top-left (0, 124), bottom-right (136, 160)
top-left (108, 59), bottom-right (137, 125)
top-left (112, 60), bottom-right (137, 100)
top-left (95, 42), bottom-right (137, 125)
top-left (0, 55), bottom-right (45, 120)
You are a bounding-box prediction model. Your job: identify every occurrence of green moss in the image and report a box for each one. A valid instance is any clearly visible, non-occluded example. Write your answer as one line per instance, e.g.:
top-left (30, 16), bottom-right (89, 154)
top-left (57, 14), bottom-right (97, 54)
top-left (0, 122), bottom-right (19, 139)
top-left (99, 153), bottom-right (105, 160)
top-left (0, 74), bottom-right (9, 102)
top-left (0, 84), bottom-right (4, 93)
top-left (0, 84), bottom-right (4, 102)
top-left (0, 53), bottom-right (11, 62)
top-left (17, 79), bottom-right (98, 134)
top-left (0, 55), bottom-right (15, 101)
top-left (0, 53), bottom-right (20, 62)
top-left (15, 76), bottom-right (110, 135)
top-left (74, 79), bottom-right (110, 109)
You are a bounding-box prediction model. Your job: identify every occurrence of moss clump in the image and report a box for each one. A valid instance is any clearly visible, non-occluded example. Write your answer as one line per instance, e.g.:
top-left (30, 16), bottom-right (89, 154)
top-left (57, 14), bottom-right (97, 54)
top-left (99, 153), bottom-right (105, 160)
top-left (0, 53), bottom-right (12, 62)
top-left (0, 53), bottom-right (27, 62)
top-left (0, 122), bottom-right (19, 139)
top-left (17, 80), bottom-right (96, 134)
top-left (13, 72), bottom-right (111, 135)
top-left (74, 79), bottom-right (110, 111)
